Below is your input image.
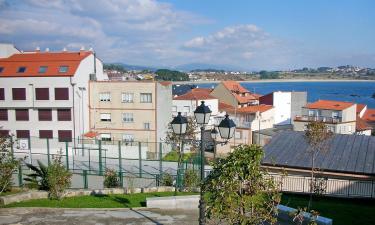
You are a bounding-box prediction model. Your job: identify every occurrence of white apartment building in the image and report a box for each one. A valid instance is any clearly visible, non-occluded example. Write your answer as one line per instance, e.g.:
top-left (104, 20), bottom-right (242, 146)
top-left (0, 44), bottom-right (106, 143)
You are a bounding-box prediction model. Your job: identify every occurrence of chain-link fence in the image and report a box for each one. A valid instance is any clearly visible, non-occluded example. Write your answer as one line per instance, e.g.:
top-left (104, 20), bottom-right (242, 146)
top-left (8, 136), bottom-right (204, 189)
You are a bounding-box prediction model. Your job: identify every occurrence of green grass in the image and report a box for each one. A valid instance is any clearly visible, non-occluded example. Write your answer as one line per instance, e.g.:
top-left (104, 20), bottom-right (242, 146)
top-left (3, 192), bottom-right (198, 208)
top-left (281, 194), bottom-right (375, 225)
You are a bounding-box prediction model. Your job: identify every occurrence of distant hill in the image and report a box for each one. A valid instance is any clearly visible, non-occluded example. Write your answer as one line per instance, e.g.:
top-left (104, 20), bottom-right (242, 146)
top-left (174, 63), bottom-right (244, 72)
top-left (105, 63), bottom-right (158, 71)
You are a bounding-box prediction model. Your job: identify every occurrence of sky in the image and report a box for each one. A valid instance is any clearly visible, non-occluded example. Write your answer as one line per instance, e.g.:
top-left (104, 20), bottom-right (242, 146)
top-left (0, 0), bottom-right (374, 70)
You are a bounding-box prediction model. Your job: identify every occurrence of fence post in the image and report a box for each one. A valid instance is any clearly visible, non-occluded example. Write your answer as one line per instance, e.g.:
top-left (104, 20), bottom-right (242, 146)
top-left (159, 142), bottom-right (163, 176)
top-left (98, 140), bottom-right (103, 175)
top-left (65, 142), bottom-right (69, 170)
top-left (138, 142), bottom-right (142, 178)
top-left (46, 138), bottom-right (50, 166)
top-left (10, 136), bottom-right (14, 159)
top-left (18, 164), bottom-right (23, 187)
top-left (118, 141), bottom-right (122, 173)
top-left (119, 171), bottom-right (123, 187)
top-left (83, 170), bottom-right (88, 189)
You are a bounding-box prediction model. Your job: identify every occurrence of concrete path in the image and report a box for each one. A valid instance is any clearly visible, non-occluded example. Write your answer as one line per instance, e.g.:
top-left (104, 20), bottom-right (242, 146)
top-left (0, 208), bottom-right (198, 225)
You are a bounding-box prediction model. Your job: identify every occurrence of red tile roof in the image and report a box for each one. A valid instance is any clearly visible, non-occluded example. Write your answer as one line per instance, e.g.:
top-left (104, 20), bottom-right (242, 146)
top-left (219, 101), bottom-right (234, 111)
top-left (221, 81), bottom-right (261, 103)
top-left (356, 104), bottom-right (367, 115)
top-left (221, 81), bottom-right (249, 93)
top-left (236, 104), bottom-right (273, 114)
top-left (159, 81), bottom-right (172, 86)
top-left (305, 100), bottom-right (354, 110)
top-left (363, 109), bottom-right (375, 122)
top-left (356, 117), bottom-right (372, 131)
top-left (173, 88), bottom-right (216, 100)
top-left (84, 131), bottom-right (99, 138)
top-left (0, 51), bottom-right (92, 77)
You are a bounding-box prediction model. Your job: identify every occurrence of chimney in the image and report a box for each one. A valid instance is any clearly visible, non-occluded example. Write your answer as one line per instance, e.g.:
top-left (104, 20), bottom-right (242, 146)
top-left (45, 48), bottom-right (50, 52)
top-left (35, 46), bottom-right (40, 52)
top-left (62, 47), bottom-right (67, 52)
top-left (80, 46), bottom-right (85, 51)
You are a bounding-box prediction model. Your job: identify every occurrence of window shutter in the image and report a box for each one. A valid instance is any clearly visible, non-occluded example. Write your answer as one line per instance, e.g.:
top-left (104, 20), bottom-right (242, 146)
top-left (12, 88), bottom-right (26, 100)
top-left (15, 109), bottom-right (29, 121)
top-left (0, 109), bottom-right (8, 121)
top-left (38, 109), bottom-right (52, 121)
top-left (55, 88), bottom-right (69, 100)
top-left (57, 109), bottom-right (71, 121)
top-left (0, 88), bottom-right (4, 100)
top-left (39, 130), bottom-right (53, 138)
top-left (0, 130), bottom-right (9, 137)
top-left (58, 130), bottom-right (72, 142)
top-left (35, 88), bottom-right (49, 100)
top-left (16, 130), bottom-right (30, 138)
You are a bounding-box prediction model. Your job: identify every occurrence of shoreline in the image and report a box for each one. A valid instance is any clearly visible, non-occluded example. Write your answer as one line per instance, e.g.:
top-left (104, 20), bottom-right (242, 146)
top-left (172, 79), bottom-right (375, 85)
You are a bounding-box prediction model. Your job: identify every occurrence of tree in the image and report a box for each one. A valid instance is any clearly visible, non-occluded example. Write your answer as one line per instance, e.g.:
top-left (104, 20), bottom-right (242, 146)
top-left (304, 121), bottom-right (333, 210)
top-left (164, 117), bottom-right (198, 195)
top-left (203, 145), bottom-right (281, 224)
top-left (155, 69), bottom-right (189, 81)
top-left (0, 136), bottom-right (22, 194)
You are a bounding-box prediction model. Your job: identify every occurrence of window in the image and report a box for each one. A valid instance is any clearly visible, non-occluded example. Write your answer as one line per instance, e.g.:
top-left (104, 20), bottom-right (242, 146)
top-left (348, 125), bottom-right (352, 133)
top-left (39, 130), bottom-right (53, 139)
top-left (12, 88), bottom-right (26, 100)
top-left (0, 67), bottom-right (3, 73)
top-left (122, 113), bottom-right (133, 123)
top-left (140, 93), bottom-right (152, 103)
top-left (57, 109), bottom-right (71, 121)
top-left (55, 88), bottom-right (69, 100)
top-left (308, 110), bottom-right (315, 117)
top-left (38, 109), bottom-right (52, 121)
top-left (0, 88), bottom-right (4, 100)
top-left (100, 133), bottom-right (111, 141)
top-left (122, 134), bottom-right (134, 142)
top-left (121, 93), bottom-right (134, 103)
top-left (0, 109), bottom-right (8, 121)
top-left (144, 122), bottom-right (150, 130)
top-left (35, 88), bottom-right (49, 100)
top-left (16, 130), bottom-right (30, 138)
top-left (0, 130), bottom-right (9, 137)
top-left (235, 131), bottom-right (242, 139)
top-left (38, 66), bottom-right (48, 73)
top-left (332, 111), bottom-right (340, 118)
top-left (59, 66), bottom-right (69, 73)
top-left (183, 106), bottom-right (190, 112)
top-left (15, 109), bottom-right (29, 121)
top-left (172, 106), bottom-right (177, 112)
top-left (58, 130), bottom-right (72, 142)
top-left (17, 67), bottom-right (26, 73)
top-left (100, 113), bottom-right (111, 122)
top-left (99, 92), bottom-right (111, 102)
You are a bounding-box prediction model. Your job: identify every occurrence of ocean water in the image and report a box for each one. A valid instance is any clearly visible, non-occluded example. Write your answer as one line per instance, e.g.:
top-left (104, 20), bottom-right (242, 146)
top-left (198, 81), bottom-right (375, 108)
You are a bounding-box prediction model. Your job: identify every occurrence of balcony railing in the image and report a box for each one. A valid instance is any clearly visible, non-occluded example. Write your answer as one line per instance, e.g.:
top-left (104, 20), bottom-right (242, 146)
top-left (294, 115), bottom-right (342, 123)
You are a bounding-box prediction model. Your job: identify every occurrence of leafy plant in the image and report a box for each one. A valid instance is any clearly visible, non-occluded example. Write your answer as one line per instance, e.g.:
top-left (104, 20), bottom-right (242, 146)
top-left (161, 173), bottom-right (173, 186)
top-left (183, 169), bottom-right (199, 192)
top-left (104, 168), bottom-right (120, 188)
top-left (291, 207), bottom-right (320, 225)
top-left (24, 160), bottom-right (49, 190)
top-left (47, 154), bottom-right (72, 199)
top-left (203, 144), bottom-right (281, 224)
top-left (0, 136), bottom-right (22, 194)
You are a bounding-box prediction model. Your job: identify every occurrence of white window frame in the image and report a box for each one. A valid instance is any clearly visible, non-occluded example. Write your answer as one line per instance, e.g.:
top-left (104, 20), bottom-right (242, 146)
top-left (144, 122), bottom-right (151, 130)
top-left (100, 113), bottom-right (111, 122)
top-left (122, 113), bottom-right (134, 123)
top-left (140, 93), bottom-right (152, 103)
top-left (122, 92), bottom-right (134, 103)
top-left (99, 92), bottom-right (111, 102)
top-left (100, 133), bottom-right (111, 141)
top-left (183, 106), bottom-right (190, 113)
top-left (235, 131), bottom-right (241, 139)
top-left (172, 106), bottom-right (177, 112)
top-left (122, 134), bottom-right (134, 142)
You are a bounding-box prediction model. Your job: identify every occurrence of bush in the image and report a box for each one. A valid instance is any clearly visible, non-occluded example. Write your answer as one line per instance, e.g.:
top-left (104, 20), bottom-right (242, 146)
top-left (24, 160), bottom-right (49, 190)
top-left (0, 136), bottom-right (22, 194)
top-left (163, 150), bottom-right (193, 162)
top-left (104, 169), bottom-right (120, 188)
top-left (161, 173), bottom-right (173, 186)
top-left (183, 169), bottom-right (199, 191)
top-left (47, 155), bottom-right (72, 199)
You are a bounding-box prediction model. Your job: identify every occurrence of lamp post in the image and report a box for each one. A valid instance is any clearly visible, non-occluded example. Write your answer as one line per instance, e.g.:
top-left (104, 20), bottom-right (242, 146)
top-left (210, 127), bottom-right (218, 159)
top-left (170, 101), bottom-right (236, 225)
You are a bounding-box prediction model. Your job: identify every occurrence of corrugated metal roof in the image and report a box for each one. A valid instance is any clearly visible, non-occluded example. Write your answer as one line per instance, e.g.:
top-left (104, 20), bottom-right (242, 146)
top-left (262, 131), bottom-right (375, 175)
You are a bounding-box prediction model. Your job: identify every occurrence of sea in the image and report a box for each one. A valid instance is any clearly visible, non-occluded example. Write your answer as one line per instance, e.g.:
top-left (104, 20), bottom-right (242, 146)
top-left (195, 81), bottom-right (375, 108)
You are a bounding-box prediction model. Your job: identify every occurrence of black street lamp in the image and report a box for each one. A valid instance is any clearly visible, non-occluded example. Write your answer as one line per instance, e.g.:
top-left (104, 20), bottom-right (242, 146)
top-left (210, 127), bottom-right (218, 159)
top-left (170, 101), bottom-right (236, 225)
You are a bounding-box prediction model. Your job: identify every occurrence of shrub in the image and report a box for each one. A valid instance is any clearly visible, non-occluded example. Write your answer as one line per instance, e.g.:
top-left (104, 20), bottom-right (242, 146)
top-left (0, 136), bottom-right (22, 194)
top-left (47, 155), bottom-right (72, 199)
top-left (161, 173), bottom-right (173, 186)
top-left (163, 150), bottom-right (193, 162)
top-left (104, 169), bottom-right (120, 188)
top-left (24, 160), bottom-right (49, 190)
top-left (183, 169), bottom-right (199, 191)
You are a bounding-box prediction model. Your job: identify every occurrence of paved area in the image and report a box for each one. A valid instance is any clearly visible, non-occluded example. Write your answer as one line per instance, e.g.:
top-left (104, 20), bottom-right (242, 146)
top-left (0, 208), bottom-right (198, 225)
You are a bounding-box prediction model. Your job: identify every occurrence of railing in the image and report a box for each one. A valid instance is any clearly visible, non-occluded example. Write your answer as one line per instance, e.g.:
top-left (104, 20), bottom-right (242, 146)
top-left (294, 115), bottom-right (342, 123)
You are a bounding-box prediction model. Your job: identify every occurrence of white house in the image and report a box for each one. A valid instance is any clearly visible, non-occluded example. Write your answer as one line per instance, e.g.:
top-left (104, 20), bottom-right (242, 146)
top-left (0, 44), bottom-right (107, 143)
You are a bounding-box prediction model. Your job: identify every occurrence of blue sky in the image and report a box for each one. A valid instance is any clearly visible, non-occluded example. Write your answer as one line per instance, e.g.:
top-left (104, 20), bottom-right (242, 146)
top-left (0, 0), bottom-right (374, 70)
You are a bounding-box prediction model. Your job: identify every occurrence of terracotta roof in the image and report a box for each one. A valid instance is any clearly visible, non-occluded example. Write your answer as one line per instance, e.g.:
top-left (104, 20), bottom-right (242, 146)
top-left (0, 51), bottom-right (92, 77)
top-left (356, 104), bottom-right (367, 115)
top-left (363, 109), bottom-right (375, 122)
top-left (356, 117), bottom-right (372, 131)
top-left (236, 104), bottom-right (273, 114)
top-left (234, 93), bottom-right (260, 103)
top-left (173, 88), bottom-right (216, 100)
top-left (305, 100), bottom-right (354, 110)
top-left (159, 81), bottom-right (172, 86)
top-left (219, 101), bottom-right (234, 111)
top-left (221, 81), bottom-right (249, 93)
top-left (84, 131), bottom-right (99, 138)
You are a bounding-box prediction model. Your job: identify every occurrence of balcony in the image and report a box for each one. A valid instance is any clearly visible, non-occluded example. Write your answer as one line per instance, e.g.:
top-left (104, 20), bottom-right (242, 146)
top-left (294, 115), bottom-right (342, 124)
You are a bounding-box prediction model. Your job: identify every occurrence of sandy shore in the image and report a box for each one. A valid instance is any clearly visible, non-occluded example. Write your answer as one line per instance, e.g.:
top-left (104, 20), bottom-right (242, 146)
top-left (172, 79), bottom-right (375, 85)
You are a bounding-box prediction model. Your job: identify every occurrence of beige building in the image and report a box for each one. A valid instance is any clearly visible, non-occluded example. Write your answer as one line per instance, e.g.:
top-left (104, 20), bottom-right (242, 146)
top-left (294, 100), bottom-right (357, 134)
top-left (88, 81), bottom-right (172, 144)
